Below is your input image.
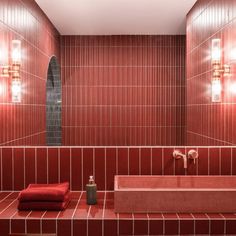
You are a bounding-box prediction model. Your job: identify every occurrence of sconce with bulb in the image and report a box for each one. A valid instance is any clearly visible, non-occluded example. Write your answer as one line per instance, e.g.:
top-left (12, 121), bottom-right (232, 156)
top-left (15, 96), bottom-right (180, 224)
top-left (211, 38), bottom-right (230, 103)
top-left (0, 40), bottom-right (22, 103)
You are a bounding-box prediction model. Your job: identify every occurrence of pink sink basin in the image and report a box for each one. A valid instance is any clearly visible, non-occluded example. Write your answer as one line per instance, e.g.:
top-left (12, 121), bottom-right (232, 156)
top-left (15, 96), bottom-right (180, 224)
top-left (114, 175), bottom-right (236, 213)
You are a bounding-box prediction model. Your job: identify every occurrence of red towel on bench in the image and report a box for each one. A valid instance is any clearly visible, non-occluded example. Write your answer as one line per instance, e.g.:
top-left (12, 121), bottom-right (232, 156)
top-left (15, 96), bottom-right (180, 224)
top-left (18, 182), bottom-right (69, 202)
top-left (18, 199), bottom-right (70, 211)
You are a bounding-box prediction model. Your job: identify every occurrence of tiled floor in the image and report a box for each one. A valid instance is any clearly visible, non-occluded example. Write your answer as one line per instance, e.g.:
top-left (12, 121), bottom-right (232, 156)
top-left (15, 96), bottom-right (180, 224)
top-left (0, 191), bottom-right (236, 235)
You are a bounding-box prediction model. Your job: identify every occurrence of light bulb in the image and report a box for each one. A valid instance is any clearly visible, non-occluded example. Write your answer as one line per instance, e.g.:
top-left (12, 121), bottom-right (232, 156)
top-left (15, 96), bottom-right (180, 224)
top-left (212, 39), bottom-right (221, 64)
top-left (211, 79), bottom-right (222, 102)
top-left (11, 40), bottom-right (21, 64)
top-left (11, 79), bottom-right (21, 103)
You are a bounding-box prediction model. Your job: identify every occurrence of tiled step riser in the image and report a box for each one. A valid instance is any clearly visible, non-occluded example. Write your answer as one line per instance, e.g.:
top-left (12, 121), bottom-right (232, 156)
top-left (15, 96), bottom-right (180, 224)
top-left (3, 219), bottom-right (236, 236)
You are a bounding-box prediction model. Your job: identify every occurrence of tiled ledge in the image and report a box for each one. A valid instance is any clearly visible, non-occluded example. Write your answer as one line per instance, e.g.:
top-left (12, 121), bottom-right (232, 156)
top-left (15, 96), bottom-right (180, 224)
top-left (0, 192), bottom-right (236, 236)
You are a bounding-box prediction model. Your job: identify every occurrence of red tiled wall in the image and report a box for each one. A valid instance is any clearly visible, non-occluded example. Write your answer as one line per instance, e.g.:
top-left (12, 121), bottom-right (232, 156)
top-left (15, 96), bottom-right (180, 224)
top-left (187, 0), bottom-right (236, 145)
top-left (61, 36), bottom-right (186, 146)
top-left (0, 146), bottom-right (235, 191)
top-left (0, 0), bottom-right (60, 145)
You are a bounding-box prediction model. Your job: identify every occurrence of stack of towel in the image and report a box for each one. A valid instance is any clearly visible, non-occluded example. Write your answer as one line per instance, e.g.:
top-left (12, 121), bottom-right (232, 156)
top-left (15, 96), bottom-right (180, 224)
top-left (18, 182), bottom-right (70, 211)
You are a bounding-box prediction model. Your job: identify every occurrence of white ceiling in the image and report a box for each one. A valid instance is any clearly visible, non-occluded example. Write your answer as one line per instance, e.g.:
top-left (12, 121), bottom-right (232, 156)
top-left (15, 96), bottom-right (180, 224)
top-left (35, 0), bottom-right (197, 35)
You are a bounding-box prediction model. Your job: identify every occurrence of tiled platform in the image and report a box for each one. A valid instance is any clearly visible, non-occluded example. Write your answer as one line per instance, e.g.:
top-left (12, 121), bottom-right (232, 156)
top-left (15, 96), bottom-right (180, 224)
top-left (0, 192), bottom-right (236, 236)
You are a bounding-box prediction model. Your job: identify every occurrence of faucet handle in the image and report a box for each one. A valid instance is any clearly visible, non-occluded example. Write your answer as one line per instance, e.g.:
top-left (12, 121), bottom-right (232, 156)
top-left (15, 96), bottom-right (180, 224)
top-left (188, 150), bottom-right (198, 164)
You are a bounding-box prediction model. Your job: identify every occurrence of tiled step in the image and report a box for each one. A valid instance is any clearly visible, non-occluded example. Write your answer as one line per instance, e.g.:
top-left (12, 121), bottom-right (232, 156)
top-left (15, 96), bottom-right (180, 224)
top-left (0, 192), bottom-right (236, 236)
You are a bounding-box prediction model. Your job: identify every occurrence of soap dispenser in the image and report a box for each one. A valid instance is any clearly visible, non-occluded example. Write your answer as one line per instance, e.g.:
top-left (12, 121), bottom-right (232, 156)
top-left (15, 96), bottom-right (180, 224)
top-left (86, 176), bottom-right (97, 205)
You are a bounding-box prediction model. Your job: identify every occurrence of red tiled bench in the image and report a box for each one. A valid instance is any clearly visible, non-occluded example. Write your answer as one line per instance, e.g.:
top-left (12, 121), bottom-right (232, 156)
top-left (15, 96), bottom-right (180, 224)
top-left (1, 192), bottom-right (236, 235)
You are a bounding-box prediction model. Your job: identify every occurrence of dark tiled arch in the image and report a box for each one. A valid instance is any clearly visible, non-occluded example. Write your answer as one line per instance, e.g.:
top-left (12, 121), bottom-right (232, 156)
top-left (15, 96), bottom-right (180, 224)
top-left (46, 56), bottom-right (62, 146)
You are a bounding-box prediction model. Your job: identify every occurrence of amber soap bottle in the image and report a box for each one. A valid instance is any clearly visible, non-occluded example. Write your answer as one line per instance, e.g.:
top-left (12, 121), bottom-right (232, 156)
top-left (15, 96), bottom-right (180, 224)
top-left (86, 176), bottom-right (97, 205)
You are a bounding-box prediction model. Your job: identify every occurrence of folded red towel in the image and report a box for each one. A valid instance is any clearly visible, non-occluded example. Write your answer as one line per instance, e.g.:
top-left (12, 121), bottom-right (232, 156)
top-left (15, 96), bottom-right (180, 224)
top-left (18, 182), bottom-right (69, 202)
top-left (18, 200), bottom-right (70, 211)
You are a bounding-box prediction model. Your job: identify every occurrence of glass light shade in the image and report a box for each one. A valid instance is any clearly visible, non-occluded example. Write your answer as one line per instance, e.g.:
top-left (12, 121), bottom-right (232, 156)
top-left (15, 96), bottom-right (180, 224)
top-left (11, 40), bottom-right (21, 64)
top-left (211, 79), bottom-right (222, 102)
top-left (11, 79), bottom-right (21, 103)
top-left (212, 39), bottom-right (221, 64)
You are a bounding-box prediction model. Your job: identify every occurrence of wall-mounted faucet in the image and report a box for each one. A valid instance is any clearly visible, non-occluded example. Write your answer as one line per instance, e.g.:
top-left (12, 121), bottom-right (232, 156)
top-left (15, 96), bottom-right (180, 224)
top-left (173, 150), bottom-right (187, 169)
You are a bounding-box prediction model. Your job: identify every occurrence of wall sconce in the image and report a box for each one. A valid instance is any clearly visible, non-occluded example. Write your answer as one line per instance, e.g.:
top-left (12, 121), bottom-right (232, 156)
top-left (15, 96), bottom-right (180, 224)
top-left (211, 39), bottom-right (230, 102)
top-left (0, 40), bottom-right (22, 103)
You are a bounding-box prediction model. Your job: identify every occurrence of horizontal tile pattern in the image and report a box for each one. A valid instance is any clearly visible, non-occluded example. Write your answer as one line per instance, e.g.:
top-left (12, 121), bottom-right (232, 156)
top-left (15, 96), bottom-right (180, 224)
top-left (187, 0), bottom-right (236, 145)
top-left (61, 35), bottom-right (186, 146)
top-left (0, 0), bottom-right (60, 146)
top-left (0, 146), bottom-right (236, 191)
top-left (1, 191), bottom-right (236, 235)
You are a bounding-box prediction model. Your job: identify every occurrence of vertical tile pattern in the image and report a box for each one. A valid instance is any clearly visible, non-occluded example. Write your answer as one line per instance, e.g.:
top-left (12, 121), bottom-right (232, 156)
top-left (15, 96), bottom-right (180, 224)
top-left (0, 0), bottom-right (60, 146)
top-left (61, 36), bottom-right (186, 146)
top-left (0, 146), bottom-right (235, 191)
top-left (187, 0), bottom-right (236, 145)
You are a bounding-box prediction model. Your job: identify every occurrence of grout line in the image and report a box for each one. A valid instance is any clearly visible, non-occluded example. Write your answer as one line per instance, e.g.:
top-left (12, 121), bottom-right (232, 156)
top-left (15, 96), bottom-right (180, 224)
top-left (104, 149), bottom-right (107, 191)
top-left (128, 148), bottom-right (130, 176)
top-left (35, 148), bottom-right (37, 184)
top-left (150, 148), bottom-right (153, 175)
top-left (0, 148), bottom-right (2, 191)
top-left (23, 148), bottom-right (26, 189)
top-left (58, 148), bottom-right (61, 183)
top-left (12, 149), bottom-right (14, 190)
top-left (46, 148), bottom-right (49, 184)
top-left (81, 149), bottom-right (83, 190)
top-left (231, 148), bottom-right (233, 176)
top-left (116, 148), bottom-right (118, 175)
top-left (70, 148), bottom-right (72, 189)
top-left (139, 148), bottom-right (141, 175)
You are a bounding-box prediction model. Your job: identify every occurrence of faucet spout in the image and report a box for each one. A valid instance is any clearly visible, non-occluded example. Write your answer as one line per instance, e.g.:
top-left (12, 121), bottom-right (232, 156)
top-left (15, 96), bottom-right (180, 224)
top-left (173, 150), bottom-right (188, 169)
top-left (182, 154), bottom-right (187, 169)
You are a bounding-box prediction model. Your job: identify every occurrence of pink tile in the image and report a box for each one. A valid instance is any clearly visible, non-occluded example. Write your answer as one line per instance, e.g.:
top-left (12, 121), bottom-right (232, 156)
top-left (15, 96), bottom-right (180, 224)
top-left (71, 148), bottom-right (82, 190)
top-left (163, 148), bottom-right (174, 175)
top-left (152, 148), bottom-right (163, 175)
top-left (226, 220), bottom-right (236, 234)
top-left (164, 220), bottom-right (179, 235)
top-left (11, 219), bottom-right (25, 234)
top-left (25, 148), bottom-right (36, 187)
top-left (140, 148), bottom-right (151, 175)
top-left (59, 148), bottom-right (71, 184)
top-left (73, 220), bottom-right (87, 236)
top-left (88, 220), bottom-right (102, 236)
top-left (198, 148), bottom-right (209, 175)
top-left (210, 220), bottom-right (225, 235)
top-left (118, 148), bottom-right (128, 175)
top-left (134, 219), bottom-right (148, 235)
top-left (104, 220), bottom-right (117, 236)
top-left (82, 148), bottom-right (94, 190)
top-left (42, 219), bottom-right (57, 234)
top-left (0, 219), bottom-right (9, 236)
top-left (180, 220), bottom-right (194, 235)
top-left (13, 148), bottom-right (24, 190)
top-left (149, 220), bottom-right (163, 235)
top-left (195, 220), bottom-right (209, 234)
top-left (57, 219), bottom-right (71, 236)
top-left (221, 148), bottom-right (232, 175)
top-left (2, 148), bottom-right (13, 190)
top-left (106, 148), bottom-right (117, 190)
top-left (95, 148), bottom-right (105, 190)
top-left (129, 148), bottom-right (139, 175)
top-left (119, 219), bottom-right (133, 235)
top-left (48, 148), bottom-right (59, 184)
top-left (209, 148), bottom-right (220, 175)
top-left (36, 148), bottom-right (47, 184)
